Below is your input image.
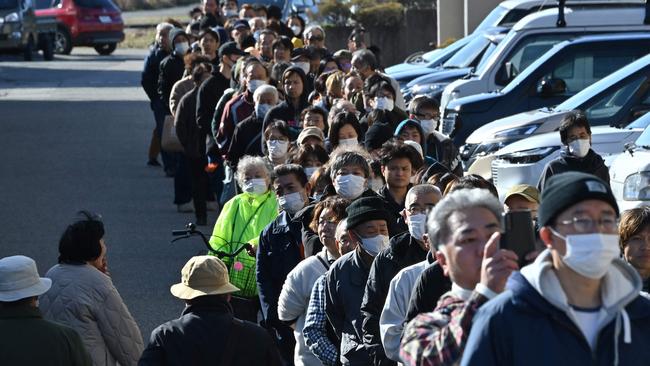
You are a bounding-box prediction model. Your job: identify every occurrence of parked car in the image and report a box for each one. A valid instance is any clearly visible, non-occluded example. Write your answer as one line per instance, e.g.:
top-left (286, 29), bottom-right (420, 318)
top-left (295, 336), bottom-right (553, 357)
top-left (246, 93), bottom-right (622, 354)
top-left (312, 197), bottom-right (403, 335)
top-left (35, 0), bottom-right (124, 55)
top-left (0, 0), bottom-right (56, 60)
top-left (401, 27), bottom-right (508, 103)
top-left (440, 3), bottom-right (650, 137)
top-left (610, 116), bottom-right (650, 211)
top-left (490, 115), bottom-right (650, 199)
top-left (464, 52), bottom-right (650, 173)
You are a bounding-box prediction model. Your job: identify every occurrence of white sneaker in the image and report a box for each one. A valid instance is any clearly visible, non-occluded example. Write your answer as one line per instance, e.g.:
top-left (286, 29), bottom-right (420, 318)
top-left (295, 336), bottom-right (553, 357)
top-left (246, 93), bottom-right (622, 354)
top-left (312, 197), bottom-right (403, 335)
top-left (206, 201), bottom-right (220, 212)
top-left (177, 202), bottom-right (194, 213)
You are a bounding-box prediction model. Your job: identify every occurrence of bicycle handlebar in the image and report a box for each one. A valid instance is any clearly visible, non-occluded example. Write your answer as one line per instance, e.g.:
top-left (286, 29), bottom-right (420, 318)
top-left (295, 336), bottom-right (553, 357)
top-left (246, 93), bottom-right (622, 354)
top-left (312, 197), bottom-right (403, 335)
top-left (171, 223), bottom-right (253, 257)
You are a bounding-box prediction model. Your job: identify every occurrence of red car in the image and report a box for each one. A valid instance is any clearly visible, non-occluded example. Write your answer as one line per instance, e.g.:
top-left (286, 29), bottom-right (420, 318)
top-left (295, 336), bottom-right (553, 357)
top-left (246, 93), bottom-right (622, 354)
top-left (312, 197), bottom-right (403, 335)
top-left (35, 0), bottom-right (124, 55)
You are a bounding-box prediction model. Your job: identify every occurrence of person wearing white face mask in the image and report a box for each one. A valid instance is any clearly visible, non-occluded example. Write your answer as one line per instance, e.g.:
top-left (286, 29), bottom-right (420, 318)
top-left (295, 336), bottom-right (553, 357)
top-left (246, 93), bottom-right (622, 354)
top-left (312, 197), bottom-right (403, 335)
top-left (328, 112), bottom-right (362, 150)
top-left (328, 151), bottom-right (377, 202)
top-left (257, 164), bottom-right (312, 365)
top-left (227, 85), bottom-right (279, 168)
top-left (361, 184), bottom-right (441, 365)
top-left (208, 156), bottom-right (278, 322)
top-left (325, 196), bottom-right (392, 366)
top-left (263, 120), bottom-right (291, 166)
top-left (358, 77), bottom-right (409, 137)
top-left (538, 110), bottom-right (610, 191)
top-left (462, 172), bottom-right (650, 366)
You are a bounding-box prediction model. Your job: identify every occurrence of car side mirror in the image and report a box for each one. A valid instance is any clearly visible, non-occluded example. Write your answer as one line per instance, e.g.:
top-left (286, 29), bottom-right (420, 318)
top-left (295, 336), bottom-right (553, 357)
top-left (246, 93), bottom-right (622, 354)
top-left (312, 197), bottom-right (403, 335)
top-left (504, 62), bottom-right (516, 82)
top-left (536, 78), bottom-right (566, 97)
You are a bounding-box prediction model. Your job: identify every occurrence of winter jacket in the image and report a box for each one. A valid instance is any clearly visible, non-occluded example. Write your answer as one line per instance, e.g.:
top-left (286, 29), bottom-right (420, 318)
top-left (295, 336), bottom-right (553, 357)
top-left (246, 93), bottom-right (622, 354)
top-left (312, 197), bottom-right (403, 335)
top-left (209, 190), bottom-right (278, 297)
top-left (380, 256), bottom-right (434, 362)
top-left (393, 120), bottom-right (462, 176)
top-left (538, 148), bottom-right (610, 191)
top-left (461, 250), bottom-right (650, 366)
top-left (138, 296), bottom-right (282, 366)
top-left (326, 248), bottom-right (374, 366)
top-left (197, 70), bottom-right (229, 137)
top-left (361, 232), bottom-right (429, 366)
top-left (158, 54), bottom-right (186, 114)
top-left (216, 90), bottom-right (255, 153)
top-left (169, 76), bottom-right (193, 118)
top-left (257, 210), bottom-right (305, 323)
top-left (405, 262), bottom-right (452, 322)
top-left (141, 44), bottom-right (169, 109)
top-left (212, 88), bottom-right (236, 147)
top-left (377, 185), bottom-right (410, 237)
top-left (0, 305), bottom-right (92, 366)
top-left (360, 108), bottom-right (409, 136)
top-left (262, 66), bottom-right (310, 142)
top-left (39, 264), bottom-right (144, 366)
top-left (227, 112), bottom-right (265, 167)
top-left (278, 248), bottom-right (336, 366)
top-left (175, 86), bottom-right (205, 159)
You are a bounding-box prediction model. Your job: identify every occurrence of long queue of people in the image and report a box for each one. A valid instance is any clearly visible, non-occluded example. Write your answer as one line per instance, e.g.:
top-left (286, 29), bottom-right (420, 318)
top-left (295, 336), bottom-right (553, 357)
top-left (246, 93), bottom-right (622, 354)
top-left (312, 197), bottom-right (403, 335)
top-left (3, 1), bottom-right (650, 366)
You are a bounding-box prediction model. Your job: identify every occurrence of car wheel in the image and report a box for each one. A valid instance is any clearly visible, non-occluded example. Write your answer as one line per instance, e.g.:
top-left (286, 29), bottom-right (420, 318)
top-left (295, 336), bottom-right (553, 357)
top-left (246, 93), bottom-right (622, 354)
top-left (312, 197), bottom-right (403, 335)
top-left (55, 26), bottom-right (73, 55)
top-left (94, 43), bottom-right (117, 55)
top-left (23, 36), bottom-right (34, 61)
top-left (41, 33), bottom-right (55, 61)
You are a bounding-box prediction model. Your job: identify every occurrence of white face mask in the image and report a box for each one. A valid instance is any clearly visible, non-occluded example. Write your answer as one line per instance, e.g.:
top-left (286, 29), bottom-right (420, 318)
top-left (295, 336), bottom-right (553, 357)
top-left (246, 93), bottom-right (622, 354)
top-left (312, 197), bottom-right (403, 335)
top-left (223, 9), bottom-right (238, 17)
top-left (174, 42), bottom-right (190, 55)
top-left (278, 191), bottom-right (305, 215)
top-left (304, 167), bottom-right (318, 178)
top-left (290, 25), bottom-right (302, 36)
top-left (360, 234), bottom-right (390, 256)
top-left (419, 119), bottom-right (437, 135)
top-left (243, 178), bottom-right (267, 195)
top-left (375, 97), bottom-right (394, 111)
top-left (266, 140), bottom-right (289, 160)
top-left (255, 103), bottom-right (273, 119)
top-left (408, 213), bottom-right (427, 241)
top-left (248, 79), bottom-right (267, 93)
top-left (552, 230), bottom-right (620, 279)
top-left (338, 137), bottom-right (358, 147)
top-left (334, 174), bottom-right (366, 200)
top-left (369, 178), bottom-right (384, 192)
top-left (568, 138), bottom-right (590, 158)
top-left (293, 61), bottom-right (311, 75)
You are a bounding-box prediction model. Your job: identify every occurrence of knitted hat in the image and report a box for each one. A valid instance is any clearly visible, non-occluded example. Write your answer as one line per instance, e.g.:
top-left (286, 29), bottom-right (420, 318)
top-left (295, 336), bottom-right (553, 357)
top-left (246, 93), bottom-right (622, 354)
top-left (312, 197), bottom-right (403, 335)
top-left (538, 172), bottom-right (619, 227)
top-left (346, 197), bottom-right (391, 230)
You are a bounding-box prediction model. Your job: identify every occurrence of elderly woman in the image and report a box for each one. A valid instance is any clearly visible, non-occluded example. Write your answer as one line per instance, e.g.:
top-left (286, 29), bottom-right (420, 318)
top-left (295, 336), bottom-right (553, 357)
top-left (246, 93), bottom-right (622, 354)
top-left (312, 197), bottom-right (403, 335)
top-left (39, 211), bottom-right (143, 366)
top-left (277, 197), bottom-right (349, 366)
top-left (208, 155), bottom-right (278, 319)
top-left (620, 206), bottom-right (650, 292)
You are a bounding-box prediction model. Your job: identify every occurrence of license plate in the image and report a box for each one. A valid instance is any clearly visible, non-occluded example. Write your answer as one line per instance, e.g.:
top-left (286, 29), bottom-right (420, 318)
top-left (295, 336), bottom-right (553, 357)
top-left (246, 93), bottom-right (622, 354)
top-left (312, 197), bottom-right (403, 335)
top-left (99, 16), bottom-right (111, 23)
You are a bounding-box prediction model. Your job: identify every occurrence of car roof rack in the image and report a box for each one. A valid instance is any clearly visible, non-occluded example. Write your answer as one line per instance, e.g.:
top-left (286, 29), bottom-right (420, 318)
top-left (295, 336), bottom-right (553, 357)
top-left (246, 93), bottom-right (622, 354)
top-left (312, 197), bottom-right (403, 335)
top-left (557, 0), bottom-right (567, 27)
top-left (645, 0), bottom-right (650, 23)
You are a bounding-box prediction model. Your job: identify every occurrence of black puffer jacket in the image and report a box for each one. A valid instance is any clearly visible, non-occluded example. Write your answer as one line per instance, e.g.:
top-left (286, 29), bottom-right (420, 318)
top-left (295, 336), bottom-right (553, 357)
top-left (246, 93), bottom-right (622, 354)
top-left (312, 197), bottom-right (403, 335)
top-left (537, 148), bottom-right (610, 191)
top-left (138, 296), bottom-right (282, 366)
top-left (175, 87), bottom-right (204, 159)
top-left (360, 232), bottom-right (428, 366)
top-left (405, 261), bottom-right (452, 322)
top-left (377, 185), bottom-right (409, 237)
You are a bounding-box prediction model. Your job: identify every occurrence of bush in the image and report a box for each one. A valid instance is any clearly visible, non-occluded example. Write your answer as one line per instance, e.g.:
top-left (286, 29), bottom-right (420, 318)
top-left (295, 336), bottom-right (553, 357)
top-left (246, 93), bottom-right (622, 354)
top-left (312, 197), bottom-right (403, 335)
top-left (317, 0), bottom-right (353, 26)
top-left (353, 1), bottom-right (404, 28)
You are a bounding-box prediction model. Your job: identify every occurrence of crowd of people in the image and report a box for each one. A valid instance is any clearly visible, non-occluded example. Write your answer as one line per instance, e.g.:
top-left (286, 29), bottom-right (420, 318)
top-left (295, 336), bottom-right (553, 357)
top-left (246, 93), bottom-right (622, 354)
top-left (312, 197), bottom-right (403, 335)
top-left (3, 1), bottom-right (650, 365)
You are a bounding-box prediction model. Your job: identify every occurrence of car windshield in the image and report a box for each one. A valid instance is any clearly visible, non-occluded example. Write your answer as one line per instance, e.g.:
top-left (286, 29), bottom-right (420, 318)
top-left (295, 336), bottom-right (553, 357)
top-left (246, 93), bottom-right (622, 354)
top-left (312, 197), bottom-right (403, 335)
top-left (0, 0), bottom-right (18, 9)
top-left (73, 0), bottom-right (115, 8)
top-left (34, 0), bottom-right (52, 8)
top-left (421, 48), bottom-right (443, 63)
top-left (585, 76), bottom-right (647, 125)
top-left (636, 123), bottom-right (650, 146)
top-left (475, 4), bottom-right (508, 32)
top-left (442, 35), bottom-right (491, 68)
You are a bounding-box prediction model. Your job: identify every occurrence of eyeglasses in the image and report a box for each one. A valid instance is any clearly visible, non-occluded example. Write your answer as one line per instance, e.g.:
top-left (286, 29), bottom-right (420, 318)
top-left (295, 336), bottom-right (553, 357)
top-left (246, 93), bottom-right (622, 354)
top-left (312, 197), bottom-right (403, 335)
top-left (309, 36), bottom-right (324, 42)
top-left (556, 215), bottom-right (619, 233)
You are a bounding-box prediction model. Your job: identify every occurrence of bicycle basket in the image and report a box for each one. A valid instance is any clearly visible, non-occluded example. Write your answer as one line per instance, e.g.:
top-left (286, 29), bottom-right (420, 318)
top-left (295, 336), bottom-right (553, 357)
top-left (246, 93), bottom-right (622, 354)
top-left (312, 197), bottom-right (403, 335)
top-left (219, 251), bottom-right (258, 298)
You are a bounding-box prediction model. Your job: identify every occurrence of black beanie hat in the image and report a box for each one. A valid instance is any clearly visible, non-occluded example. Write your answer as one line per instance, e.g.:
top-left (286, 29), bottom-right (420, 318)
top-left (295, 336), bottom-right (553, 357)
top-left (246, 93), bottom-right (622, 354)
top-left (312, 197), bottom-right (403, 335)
top-left (346, 197), bottom-right (392, 230)
top-left (364, 122), bottom-right (393, 151)
top-left (538, 172), bottom-right (619, 227)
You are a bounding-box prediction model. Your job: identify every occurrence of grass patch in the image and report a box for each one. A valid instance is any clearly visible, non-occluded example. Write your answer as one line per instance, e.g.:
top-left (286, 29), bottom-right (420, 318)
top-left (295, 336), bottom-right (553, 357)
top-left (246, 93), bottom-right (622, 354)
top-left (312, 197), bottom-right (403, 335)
top-left (116, 0), bottom-right (194, 12)
top-left (124, 14), bottom-right (188, 26)
top-left (122, 28), bottom-right (156, 49)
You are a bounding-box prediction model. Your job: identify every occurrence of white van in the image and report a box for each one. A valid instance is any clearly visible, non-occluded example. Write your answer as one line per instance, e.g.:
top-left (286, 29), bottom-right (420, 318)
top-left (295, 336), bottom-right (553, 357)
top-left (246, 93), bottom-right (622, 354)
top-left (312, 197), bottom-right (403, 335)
top-left (610, 119), bottom-right (650, 211)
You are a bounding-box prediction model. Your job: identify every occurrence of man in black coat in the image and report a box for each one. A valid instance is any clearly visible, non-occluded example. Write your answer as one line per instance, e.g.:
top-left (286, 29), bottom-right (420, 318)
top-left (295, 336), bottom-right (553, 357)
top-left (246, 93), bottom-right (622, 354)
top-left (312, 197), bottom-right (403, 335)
top-left (139, 256), bottom-right (282, 366)
top-left (361, 184), bottom-right (442, 366)
top-left (538, 110), bottom-right (610, 191)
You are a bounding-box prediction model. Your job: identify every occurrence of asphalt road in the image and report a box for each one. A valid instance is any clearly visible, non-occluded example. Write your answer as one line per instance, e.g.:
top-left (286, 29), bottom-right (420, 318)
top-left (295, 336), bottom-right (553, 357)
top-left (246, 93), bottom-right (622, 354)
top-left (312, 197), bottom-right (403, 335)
top-left (0, 48), bottom-right (220, 338)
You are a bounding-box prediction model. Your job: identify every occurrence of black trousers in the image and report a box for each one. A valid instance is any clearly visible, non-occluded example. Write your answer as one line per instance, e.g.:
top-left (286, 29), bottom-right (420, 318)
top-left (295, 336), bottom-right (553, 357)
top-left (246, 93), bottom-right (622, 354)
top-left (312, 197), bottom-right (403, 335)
top-left (188, 156), bottom-right (212, 221)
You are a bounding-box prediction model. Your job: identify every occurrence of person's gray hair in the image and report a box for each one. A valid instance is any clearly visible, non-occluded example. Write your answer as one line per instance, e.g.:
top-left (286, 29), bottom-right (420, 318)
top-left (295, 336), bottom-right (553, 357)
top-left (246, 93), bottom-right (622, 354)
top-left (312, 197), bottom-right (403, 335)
top-left (352, 49), bottom-right (377, 70)
top-left (329, 151), bottom-right (370, 181)
top-left (427, 188), bottom-right (502, 249)
top-left (253, 85), bottom-right (278, 103)
top-left (235, 155), bottom-right (272, 188)
top-left (327, 99), bottom-right (356, 127)
top-left (156, 22), bottom-right (174, 34)
top-left (335, 218), bottom-right (348, 241)
top-left (406, 184), bottom-right (442, 207)
top-left (305, 25), bottom-right (325, 39)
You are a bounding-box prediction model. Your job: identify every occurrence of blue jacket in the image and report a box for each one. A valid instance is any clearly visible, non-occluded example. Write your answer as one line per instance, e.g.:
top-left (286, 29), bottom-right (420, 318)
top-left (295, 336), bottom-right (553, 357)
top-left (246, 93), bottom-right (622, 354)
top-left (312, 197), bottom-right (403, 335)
top-left (256, 210), bottom-right (304, 323)
top-left (140, 44), bottom-right (168, 110)
top-left (461, 250), bottom-right (650, 366)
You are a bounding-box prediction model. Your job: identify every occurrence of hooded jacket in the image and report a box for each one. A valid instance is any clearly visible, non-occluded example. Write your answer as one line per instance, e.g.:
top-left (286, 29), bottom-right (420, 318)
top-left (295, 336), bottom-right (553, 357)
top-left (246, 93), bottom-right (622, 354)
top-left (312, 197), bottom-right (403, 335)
top-left (262, 66), bottom-right (311, 145)
top-left (538, 148), bottom-right (610, 191)
top-left (361, 232), bottom-right (429, 366)
top-left (158, 29), bottom-right (188, 114)
top-left (461, 250), bottom-right (650, 366)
